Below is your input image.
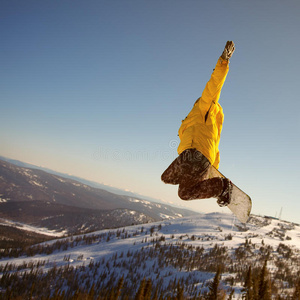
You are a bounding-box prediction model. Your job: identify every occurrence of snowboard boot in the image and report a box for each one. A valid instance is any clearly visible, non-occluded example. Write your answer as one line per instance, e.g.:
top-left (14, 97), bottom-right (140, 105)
top-left (161, 148), bottom-right (210, 185)
top-left (221, 41), bottom-right (235, 61)
top-left (217, 178), bottom-right (232, 207)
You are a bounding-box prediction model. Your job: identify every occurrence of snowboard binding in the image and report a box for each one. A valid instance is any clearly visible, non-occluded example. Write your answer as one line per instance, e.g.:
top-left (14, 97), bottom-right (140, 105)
top-left (217, 178), bottom-right (232, 207)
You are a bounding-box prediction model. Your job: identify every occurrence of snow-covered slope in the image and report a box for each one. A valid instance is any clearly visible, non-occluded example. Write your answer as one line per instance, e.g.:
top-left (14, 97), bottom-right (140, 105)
top-left (0, 217), bottom-right (66, 237)
top-left (1, 213), bottom-right (299, 298)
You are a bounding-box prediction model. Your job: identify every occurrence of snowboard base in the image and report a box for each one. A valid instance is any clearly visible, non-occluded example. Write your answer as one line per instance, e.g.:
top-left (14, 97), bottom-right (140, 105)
top-left (209, 167), bottom-right (252, 223)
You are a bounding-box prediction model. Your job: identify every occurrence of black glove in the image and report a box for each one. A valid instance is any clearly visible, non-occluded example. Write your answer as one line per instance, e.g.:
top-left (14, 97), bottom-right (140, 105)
top-left (221, 41), bottom-right (235, 60)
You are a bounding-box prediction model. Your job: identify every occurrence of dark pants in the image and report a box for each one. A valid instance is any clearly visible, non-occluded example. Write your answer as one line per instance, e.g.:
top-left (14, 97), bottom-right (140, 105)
top-left (161, 149), bottom-right (224, 200)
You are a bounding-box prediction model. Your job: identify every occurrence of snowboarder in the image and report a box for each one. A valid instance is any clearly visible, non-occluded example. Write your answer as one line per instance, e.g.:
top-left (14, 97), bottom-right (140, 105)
top-left (161, 41), bottom-right (235, 207)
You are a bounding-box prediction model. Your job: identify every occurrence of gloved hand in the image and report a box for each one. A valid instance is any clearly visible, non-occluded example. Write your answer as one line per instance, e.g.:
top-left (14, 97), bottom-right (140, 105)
top-left (221, 41), bottom-right (235, 60)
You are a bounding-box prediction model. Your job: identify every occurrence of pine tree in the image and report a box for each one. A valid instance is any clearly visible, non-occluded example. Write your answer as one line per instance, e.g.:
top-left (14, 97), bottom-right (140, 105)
top-left (207, 266), bottom-right (222, 300)
top-left (152, 286), bottom-right (159, 300)
top-left (29, 282), bottom-right (35, 299)
top-left (144, 279), bottom-right (152, 300)
top-left (115, 276), bottom-right (124, 299)
top-left (257, 260), bottom-right (271, 300)
top-left (293, 277), bottom-right (300, 300)
top-left (243, 266), bottom-right (253, 300)
top-left (135, 278), bottom-right (146, 300)
top-left (108, 288), bottom-right (115, 300)
top-left (88, 283), bottom-right (95, 299)
top-left (252, 272), bottom-right (259, 300)
top-left (228, 288), bottom-right (235, 300)
top-left (176, 281), bottom-right (184, 300)
top-left (263, 279), bottom-right (272, 300)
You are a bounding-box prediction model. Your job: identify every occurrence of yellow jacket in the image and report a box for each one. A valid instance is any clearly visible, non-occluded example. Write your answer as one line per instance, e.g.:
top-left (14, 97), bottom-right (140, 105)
top-left (177, 57), bottom-right (229, 169)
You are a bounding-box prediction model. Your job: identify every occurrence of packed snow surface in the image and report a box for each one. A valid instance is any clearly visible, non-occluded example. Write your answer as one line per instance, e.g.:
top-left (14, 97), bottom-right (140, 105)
top-left (1, 212), bottom-right (299, 266)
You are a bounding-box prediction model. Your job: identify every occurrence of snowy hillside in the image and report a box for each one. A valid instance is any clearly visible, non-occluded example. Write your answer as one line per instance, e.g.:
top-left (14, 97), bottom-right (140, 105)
top-left (1, 213), bottom-right (299, 298)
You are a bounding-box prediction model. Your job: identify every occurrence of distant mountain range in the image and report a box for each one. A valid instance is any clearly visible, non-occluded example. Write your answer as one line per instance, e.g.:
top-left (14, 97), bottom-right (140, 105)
top-left (0, 155), bottom-right (163, 201)
top-left (0, 157), bottom-right (198, 237)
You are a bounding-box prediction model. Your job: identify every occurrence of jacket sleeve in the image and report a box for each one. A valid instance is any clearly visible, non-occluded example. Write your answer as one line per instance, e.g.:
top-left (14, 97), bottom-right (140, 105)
top-left (198, 58), bottom-right (230, 117)
top-left (213, 151), bottom-right (220, 169)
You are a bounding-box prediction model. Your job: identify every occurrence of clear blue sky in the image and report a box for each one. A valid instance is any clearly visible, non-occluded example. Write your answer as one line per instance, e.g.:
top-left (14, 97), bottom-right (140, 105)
top-left (1, 0), bottom-right (300, 224)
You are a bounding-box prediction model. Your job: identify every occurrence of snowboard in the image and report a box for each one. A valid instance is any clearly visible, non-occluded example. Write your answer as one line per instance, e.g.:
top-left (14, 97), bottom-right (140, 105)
top-left (208, 167), bottom-right (252, 223)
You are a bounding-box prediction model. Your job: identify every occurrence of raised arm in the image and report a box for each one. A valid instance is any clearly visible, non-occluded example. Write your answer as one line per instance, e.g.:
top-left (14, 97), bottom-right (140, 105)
top-left (198, 41), bottom-right (235, 116)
